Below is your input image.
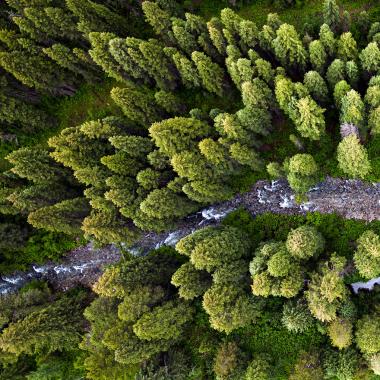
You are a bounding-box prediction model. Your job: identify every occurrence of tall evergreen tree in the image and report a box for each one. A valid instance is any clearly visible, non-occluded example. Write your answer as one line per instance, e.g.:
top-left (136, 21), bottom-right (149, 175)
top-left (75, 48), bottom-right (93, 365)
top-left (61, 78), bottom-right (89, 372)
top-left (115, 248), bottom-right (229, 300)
top-left (191, 51), bottom-right (225, 96)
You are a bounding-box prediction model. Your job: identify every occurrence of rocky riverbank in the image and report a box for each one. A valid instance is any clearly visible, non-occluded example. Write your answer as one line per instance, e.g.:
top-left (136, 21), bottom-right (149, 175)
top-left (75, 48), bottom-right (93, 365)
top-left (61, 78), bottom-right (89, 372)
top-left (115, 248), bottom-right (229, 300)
top-left (1, 177), bottom-right (380, 294)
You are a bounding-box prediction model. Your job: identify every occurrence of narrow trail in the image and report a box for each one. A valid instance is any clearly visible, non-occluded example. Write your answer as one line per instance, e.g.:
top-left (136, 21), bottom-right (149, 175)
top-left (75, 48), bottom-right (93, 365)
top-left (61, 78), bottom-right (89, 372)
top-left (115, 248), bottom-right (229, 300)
top-left (1, 177), bottom-right (379, 294)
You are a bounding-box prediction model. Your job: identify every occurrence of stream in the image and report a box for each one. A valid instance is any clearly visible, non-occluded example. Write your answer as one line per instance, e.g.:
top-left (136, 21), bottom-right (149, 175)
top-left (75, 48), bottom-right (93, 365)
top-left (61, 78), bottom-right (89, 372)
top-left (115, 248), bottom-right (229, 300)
top-left (1, 177), bottom-right (380, 295)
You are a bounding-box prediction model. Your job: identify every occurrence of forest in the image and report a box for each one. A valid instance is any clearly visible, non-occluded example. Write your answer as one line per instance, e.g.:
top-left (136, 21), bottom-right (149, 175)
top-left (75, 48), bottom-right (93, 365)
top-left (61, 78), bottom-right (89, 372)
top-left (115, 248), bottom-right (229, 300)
top-left (0, 0), bottom-right (380, 378)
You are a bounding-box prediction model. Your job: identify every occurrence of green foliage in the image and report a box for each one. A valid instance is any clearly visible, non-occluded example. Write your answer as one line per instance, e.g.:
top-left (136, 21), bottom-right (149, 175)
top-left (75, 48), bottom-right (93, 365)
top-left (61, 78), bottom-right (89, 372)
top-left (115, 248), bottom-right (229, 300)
top-left (305, 254), bottom-right (348, 322)
top-left (213, 341), bottom-right (246, 380)
top-left (323, 348), bottom-right (358, 380)
top-left (337, 135), bottom-right (371, 179)
top-left (289, 351), bottom-right (324, 380)
top-left (133, 300), bottom-right (194, 341)
top-left (282, 299), bottom-right (314, 334)
top-left (287, 154), bottom-right (319, 194)
top-left (0, 292), bottom-right (86, 357)
top-left (356, 314), bottom-right (380, 355)
top-left (354, 230), bottom-right (380, 279)
top-left (286, 225), bottom-right (325, 259)
top-left (327, 319), bottom-right (353, 350)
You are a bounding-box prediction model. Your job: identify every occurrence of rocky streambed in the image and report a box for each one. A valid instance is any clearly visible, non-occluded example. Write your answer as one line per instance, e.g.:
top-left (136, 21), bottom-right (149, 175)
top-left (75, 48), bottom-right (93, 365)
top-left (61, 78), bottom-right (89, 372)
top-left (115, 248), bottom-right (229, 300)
top-left (1, 177), bottom-right (380, 295)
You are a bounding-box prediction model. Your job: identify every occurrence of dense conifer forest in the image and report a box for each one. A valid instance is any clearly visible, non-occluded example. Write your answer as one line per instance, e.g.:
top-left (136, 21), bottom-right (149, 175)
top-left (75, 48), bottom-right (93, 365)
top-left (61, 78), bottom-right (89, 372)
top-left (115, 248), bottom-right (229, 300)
top-left (1, 0), bottom-right (380, 378)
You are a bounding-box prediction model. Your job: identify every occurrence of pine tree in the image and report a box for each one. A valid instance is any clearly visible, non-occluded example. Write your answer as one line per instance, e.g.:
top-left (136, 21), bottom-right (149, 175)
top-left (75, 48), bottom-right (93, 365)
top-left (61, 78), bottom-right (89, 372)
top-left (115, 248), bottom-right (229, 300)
top-left (89, 33), bottom-right (127, 82)
top-left (229, 142), bottom-right (263, 171)
top-left (326, 59), bottom-right (346, 88)
top-left (354, 230), bottom-right (380, 279)
top-left (323, 0), bottom-right (340, 32)
top-left (141, 1), bottom-right (172, 36)
top-left (294, 96), bottom-right (326, 140)
top-left (319, 23), bottom-right (336, 56)
top-left (360, 42), bottom-right (380, 74)
top-left (191, 51), bottom-right (225, 96)
top-left (150, 117), bottom-right (211, 157)
top-left (111, 87), bottom-right (162, 126)
top-left (304, 71), bottom-right (329, 102)
top-left (340, 89), bottom-right (365, 129)
top-left (273, 24), bottom-right (307, 69)
top-left (27, 197), bottom-right (90, 235)
top-left (287, 154), bottom-right (319, 194)
top-left (0, 293), bottom-right (85, 357)
top-left (207, 18), bottom-right (227, 55)
top-left (66, 0), bottom-right (128, 35)
top-left (309, 40), bottom-right (327, 73)
top-left (337, 32), bottom-right (357, 61)
top-left (356, 314), bottom-right (380, 355)
top-left (0, 51), bottom-right (74, 95)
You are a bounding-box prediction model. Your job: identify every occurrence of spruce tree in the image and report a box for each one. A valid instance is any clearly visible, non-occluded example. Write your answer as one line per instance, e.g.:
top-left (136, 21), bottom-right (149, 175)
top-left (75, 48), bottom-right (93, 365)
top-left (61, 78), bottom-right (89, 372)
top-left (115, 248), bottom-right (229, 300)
top-left (323, 0), bottom-right (340, 32)
top-left (273, 24), bottom-right (307, 69)
top-left (354, 230), bottom-right (380, 279)
top-left (0, 51), bottom-right (75, 95)
top-left (360, 42), bottom-right (380, 74)
top-left (207, 18), bottom-right (227, 55)
top-left (309, 40), bottom-right (327, 73)
top-left (287, 154), bottom-right (319, 194)
top-left (111, 87), bottom-right (162, 126)
top-left (191, 51), bottom-right (225, 96)
top-left (28, 197), bottom-right (90, 235)
top-left (89, 32), bottom-right (127, 82)
top-left (337, 32), bottom-right (358, 61)
top-left (337, 135), bottom-right (371, 179)
top-left (66, 0), bottom-right (128, 35)
top-left (6, 147), bottom-right (67, 184)
top-left (326, 59), bottom-right (346, 88)
top-left (319, 23), bottom-right (336, 56)
top-left (0, 293), bottom-right (85, 357)
top-left (150, 117), bottom-right (211, 157)
top-left (340, 89), bottom-right (365, 129)
top-left (294, 96), bottom-right (326, 140)
top-left (141, 1), bottom-right (172, 36)
top-left (304, 71), bottom-right (329, 103)
top-left (166, 49), bottom-right (202, 89)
